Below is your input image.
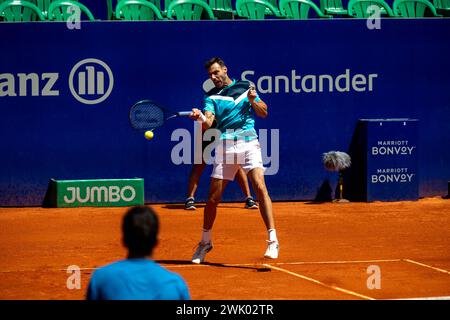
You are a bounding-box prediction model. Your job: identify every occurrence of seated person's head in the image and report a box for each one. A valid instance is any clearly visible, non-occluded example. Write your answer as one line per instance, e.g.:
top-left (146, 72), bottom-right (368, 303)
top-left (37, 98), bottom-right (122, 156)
top-left (122, 206), bottom-right (159, 258)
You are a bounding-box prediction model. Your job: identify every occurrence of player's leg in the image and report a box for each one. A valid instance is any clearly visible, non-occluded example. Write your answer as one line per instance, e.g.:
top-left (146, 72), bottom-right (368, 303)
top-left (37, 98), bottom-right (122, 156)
top-left (203, 177), bottom-right (229, 230)
top-left (247, 167), bottom-right (279, 259)
top-left (192, 144), bottom-right (239, 264)
top-left (185, 131), bottom-right (212, 210)
top-left (192, 177), bottom-right (229, 264)
top-left (185, 163), bottom-right (207, 210)
top-left (236, 167), bottom-right (251, 198)
top-left (247, 168), bottom-right (274, 229)
top-left (243, 140), bottom-right (279, 259)
top-left (235, 167), bottom-right (258, 209)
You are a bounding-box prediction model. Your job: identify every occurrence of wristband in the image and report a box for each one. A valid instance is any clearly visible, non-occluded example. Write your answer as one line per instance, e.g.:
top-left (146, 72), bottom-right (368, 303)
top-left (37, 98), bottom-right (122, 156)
top-left (197, 112), bottom-right (206, 123)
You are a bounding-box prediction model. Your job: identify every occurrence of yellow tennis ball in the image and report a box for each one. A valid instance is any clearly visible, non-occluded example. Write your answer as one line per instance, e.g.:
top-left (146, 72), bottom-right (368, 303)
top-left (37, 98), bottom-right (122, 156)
top-left (144, 131), bottom-right (154, 140)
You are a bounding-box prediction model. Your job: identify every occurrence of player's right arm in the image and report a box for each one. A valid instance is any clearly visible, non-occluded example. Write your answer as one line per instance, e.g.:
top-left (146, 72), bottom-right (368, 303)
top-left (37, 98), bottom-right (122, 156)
top-left (190, 108), bottom-right (215, 129)
top-left (202, 110), bottom-right (215, 129)
top-left (190, 94), bottom-right (215, 129)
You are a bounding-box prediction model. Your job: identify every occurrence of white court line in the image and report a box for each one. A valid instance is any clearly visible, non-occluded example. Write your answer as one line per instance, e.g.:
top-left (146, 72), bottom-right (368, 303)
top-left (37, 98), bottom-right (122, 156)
top-left (391, 296), bottom-right (450, 300)
top-left (165, 259), bottom-right (402, 268)
top-left (6, 257), bottom-right (439, 273)
top-left (403, 259), bottom-right (450, 275)
top-left (14, 258), bottom-right (401, 272)
top-left (160, 259), bottom-right (402, 269)
top-left (275, 259), bottom-right (401, 266)
top-left (262, 263), bottom-right (375, 300)
top-left (0, 267), bottom-right (99, 273)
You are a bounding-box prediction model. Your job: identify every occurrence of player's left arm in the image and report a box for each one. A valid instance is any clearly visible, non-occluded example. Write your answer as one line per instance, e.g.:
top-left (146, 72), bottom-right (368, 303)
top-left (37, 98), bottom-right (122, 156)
top-left (248, 87), bottom-right (268, 118)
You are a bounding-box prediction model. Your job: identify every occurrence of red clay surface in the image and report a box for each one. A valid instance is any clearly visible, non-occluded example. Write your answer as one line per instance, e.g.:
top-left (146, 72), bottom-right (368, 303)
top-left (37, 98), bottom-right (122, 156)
top-left (0, 197), bottom-right (449, 300)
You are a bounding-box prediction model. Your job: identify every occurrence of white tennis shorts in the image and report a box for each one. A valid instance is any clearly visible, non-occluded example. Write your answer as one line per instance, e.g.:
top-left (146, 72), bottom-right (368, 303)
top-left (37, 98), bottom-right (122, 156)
top-left (211, 139), bottom-right (265, 181)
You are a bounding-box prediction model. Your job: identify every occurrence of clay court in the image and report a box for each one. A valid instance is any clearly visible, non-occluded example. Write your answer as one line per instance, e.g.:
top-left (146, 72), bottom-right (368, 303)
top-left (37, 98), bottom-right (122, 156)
top-left (0, 197), bottom-right (449, 300)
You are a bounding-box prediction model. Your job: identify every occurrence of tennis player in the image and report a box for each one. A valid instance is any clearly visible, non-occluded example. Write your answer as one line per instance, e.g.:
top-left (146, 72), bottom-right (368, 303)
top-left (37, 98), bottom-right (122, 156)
top-left (189, 57), bottom-right (279, 263)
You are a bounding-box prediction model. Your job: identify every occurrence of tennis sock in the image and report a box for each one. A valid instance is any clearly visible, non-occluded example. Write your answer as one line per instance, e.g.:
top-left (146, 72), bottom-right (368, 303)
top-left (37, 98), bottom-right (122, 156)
top-left (268, 229), bottom-right (278, 242)
top-left (201, 229), bottom-right (212, 244)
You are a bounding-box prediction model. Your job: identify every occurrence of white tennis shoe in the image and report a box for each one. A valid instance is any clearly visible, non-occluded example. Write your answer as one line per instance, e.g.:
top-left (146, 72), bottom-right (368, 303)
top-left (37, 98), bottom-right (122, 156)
top-left (192, 242), bottom-right (213, 264)
top-left (264, 240), bottom-right (279, 259)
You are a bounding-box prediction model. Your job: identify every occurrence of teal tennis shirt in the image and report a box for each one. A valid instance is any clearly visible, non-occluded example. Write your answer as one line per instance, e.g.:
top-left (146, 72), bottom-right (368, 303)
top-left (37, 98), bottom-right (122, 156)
top-left (87, 259), bottom-right (190, 300)
top-left (203, 79), bottom-right (261, 141)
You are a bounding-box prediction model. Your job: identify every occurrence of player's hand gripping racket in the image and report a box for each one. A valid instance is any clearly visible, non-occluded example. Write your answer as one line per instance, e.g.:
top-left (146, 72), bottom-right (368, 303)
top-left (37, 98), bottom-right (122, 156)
top-left (129, 99), bottom-right (205, 132)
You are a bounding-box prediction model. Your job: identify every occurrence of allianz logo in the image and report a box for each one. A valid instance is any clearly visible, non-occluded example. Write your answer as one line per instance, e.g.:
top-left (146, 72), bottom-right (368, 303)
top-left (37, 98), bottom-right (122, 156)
top-left (63, 186), bottom-right (136, 204)
top-left (0, 58), bottom-right (113, 105)
top-left (371, 168), bottom-right (415, 184)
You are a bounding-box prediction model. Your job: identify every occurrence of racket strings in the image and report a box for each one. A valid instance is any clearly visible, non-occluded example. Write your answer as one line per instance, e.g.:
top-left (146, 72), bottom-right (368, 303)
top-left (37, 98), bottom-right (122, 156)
top-left (130, 103), bottom-right (165, 130)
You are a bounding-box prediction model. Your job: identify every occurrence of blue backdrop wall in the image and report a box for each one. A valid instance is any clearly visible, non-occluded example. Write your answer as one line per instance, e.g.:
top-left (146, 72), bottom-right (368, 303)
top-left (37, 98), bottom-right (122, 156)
top-left (1, 19), bottom-right (449, 206)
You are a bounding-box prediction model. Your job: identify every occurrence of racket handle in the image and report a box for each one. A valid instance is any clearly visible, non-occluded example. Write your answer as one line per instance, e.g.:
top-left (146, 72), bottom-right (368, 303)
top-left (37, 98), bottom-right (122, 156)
top-left (177, 111), bottom-right (206, 123)
top-left (177, 111), bottom-right (193, 117)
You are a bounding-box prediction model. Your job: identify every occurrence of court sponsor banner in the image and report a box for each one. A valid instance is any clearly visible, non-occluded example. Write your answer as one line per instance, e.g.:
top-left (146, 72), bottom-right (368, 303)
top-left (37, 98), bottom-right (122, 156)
top-left (363, 119), bottom-right (419, 201)
top-left (48, 178), bottom-right (144, 207)
top-left (0, 19), bottom-right (449, 206)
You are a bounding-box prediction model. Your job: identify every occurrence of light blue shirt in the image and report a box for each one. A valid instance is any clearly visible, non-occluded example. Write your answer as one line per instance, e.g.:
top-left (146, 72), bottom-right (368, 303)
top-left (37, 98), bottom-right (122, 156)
top-left (87, 259), bottom-right (190, 300)
top-left (203, 79), bottom-right (261, 141)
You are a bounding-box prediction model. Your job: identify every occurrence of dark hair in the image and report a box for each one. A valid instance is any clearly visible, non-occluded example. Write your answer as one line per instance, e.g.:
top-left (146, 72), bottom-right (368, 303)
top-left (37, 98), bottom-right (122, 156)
top-left (204, 57), bottom-right (225, 70)
top-left (122, 206), bottom-right (159, 257)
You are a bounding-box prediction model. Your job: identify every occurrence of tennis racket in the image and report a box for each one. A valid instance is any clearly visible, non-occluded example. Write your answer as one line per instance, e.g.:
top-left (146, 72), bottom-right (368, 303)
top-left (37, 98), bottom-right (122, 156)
top-left (129, 99), bottom-right (194, 132)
